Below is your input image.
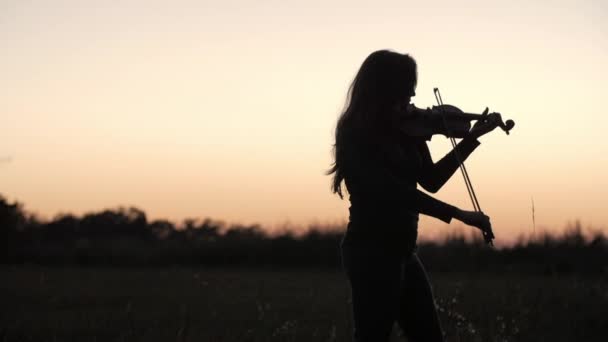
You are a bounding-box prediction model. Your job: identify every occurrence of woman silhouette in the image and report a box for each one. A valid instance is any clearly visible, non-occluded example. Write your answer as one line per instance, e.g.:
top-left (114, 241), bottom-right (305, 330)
top-left (327, 50), bottom-right (497, 342)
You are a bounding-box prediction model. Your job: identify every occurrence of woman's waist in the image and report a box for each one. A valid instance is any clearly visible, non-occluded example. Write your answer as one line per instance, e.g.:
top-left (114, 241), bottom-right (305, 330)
top-left (346, 214), bottom-right (418, 232)
top-left (345, 209), bottom-right (418, 240)
top-left (341, 220), bottom-right (419, 258)
top-left (348, 199), bottom-right (419, 223)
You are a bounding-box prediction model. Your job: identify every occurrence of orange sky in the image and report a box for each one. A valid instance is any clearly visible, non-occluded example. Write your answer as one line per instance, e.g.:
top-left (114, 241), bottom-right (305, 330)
top-left (1, 0), bottom-right (607, 246)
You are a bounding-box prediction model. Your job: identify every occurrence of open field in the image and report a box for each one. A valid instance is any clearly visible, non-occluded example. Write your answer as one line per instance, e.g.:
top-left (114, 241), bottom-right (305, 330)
top-left (1, 266), bottom-right (606, 342)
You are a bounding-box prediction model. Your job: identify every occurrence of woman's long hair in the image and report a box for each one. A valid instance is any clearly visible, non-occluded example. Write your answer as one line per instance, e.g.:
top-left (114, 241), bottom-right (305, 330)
top-left (327, 50), bottom-right (417, 199)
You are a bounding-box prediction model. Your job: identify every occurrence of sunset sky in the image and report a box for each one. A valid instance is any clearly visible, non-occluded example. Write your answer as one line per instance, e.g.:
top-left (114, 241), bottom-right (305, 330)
top-left (2, 0), bottom-right (607, 245)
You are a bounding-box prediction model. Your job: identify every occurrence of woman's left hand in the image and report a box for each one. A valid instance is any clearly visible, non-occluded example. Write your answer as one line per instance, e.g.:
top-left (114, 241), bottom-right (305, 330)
top-left (467, 108), bottom-right (504, 139)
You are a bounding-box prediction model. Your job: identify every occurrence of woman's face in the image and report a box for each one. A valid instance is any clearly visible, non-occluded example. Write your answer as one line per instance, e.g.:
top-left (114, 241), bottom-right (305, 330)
top-left (407, 84), bottom-right (416, 103)
top-left (395, 85), bottom-right (416, 112)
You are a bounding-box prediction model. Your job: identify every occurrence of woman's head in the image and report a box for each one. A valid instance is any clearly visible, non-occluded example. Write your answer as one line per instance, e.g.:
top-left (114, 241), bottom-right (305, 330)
top-left (327, 50), bottom-right (418, 198)
top-left (345, 50), bottom-right (417, 127)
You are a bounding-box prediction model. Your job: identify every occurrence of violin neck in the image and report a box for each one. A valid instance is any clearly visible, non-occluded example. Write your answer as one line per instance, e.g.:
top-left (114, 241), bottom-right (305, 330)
top-left (459, 112), bottom-right (484, 120)
top-left (437, 111), bottom-right (483, 121)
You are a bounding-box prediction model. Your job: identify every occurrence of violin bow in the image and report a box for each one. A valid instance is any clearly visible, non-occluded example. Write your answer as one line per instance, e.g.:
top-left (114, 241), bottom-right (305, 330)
top-left (433, 88), bottom-right (495, 246)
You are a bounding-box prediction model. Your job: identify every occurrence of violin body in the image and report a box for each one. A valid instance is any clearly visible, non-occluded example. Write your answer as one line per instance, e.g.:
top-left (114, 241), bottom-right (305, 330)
top-left (397, 103), bottom-right (515, 140)
top-left (398, 104), bottom-right (473, 140)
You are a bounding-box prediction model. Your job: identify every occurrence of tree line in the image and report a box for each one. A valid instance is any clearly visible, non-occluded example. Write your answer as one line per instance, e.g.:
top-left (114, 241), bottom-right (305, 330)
top-left (1, 194), bottom-right (606, 274)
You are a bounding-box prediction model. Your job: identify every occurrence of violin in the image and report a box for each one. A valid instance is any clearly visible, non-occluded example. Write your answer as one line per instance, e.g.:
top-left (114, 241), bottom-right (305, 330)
top-left (397, 87), bottom-right (516, 247)
top-left (398, 103), bottom-right (515, 140)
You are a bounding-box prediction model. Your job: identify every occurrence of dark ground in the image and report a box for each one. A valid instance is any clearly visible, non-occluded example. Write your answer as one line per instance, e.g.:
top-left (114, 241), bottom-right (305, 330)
top-left (1, 266), bottom-right (606, 342)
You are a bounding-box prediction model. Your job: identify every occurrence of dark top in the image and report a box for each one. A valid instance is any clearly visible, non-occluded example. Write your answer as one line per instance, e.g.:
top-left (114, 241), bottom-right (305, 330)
top-left (341, 125), bottom-right (480, 248)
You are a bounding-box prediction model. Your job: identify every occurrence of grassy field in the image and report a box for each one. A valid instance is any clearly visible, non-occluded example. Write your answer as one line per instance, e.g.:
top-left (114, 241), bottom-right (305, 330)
top-left (1, 266), bottom-right (606, 342)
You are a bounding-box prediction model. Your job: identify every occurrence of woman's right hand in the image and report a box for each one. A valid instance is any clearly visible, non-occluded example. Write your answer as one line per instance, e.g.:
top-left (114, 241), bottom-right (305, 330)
top-left (456, 209), bottom-right (495, 243)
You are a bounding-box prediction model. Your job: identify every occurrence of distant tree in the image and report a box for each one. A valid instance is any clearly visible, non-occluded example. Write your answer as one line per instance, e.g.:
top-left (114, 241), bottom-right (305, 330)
top-left (149, 219), bottom-right (175, 240)
top-left (181, 218), bottom-right (199, 240)
top-left (224, 224), bottom-right (265, 241)
top-left (45, 213), bottom-right (80, 240)
top-left (1, 192), bottom-right (606, 272)
top-left (561, 220), bottom-right (585, 247)
top-left (189, 218), bottom-right (222, 242)
top-left (80, 207), bottom-right (150, 240)
top-left (0, 195), bottom-right (26, 259)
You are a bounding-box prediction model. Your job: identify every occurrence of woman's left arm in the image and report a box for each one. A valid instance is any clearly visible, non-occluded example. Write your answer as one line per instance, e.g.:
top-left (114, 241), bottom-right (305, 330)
top-left (418, 137), bottom-right (481, 193)
top-left (418, 113), bottom-right (507, 192)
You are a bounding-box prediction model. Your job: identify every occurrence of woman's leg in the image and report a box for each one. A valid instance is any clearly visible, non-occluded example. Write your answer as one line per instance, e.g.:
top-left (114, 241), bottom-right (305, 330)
top-left (397, 253), bottom-right (445, 342)
top-left (342, 242), bottom-right (402, 342)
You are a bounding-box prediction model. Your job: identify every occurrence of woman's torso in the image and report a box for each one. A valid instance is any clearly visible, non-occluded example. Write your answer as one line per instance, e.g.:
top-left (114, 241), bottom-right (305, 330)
top-left (341, 126), bottom-right (427, 251)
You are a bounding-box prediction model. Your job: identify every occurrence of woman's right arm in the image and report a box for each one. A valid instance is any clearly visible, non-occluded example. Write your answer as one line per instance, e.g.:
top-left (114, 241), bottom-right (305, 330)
top-left (413, 189), bottom-right (493, 236)
top-left (344, 142), bottom-right (491, 233)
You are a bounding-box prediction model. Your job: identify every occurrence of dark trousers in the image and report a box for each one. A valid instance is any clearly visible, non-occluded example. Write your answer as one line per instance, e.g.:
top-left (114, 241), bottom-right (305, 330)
top-left (341, 234), bottom-right (444, 342)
